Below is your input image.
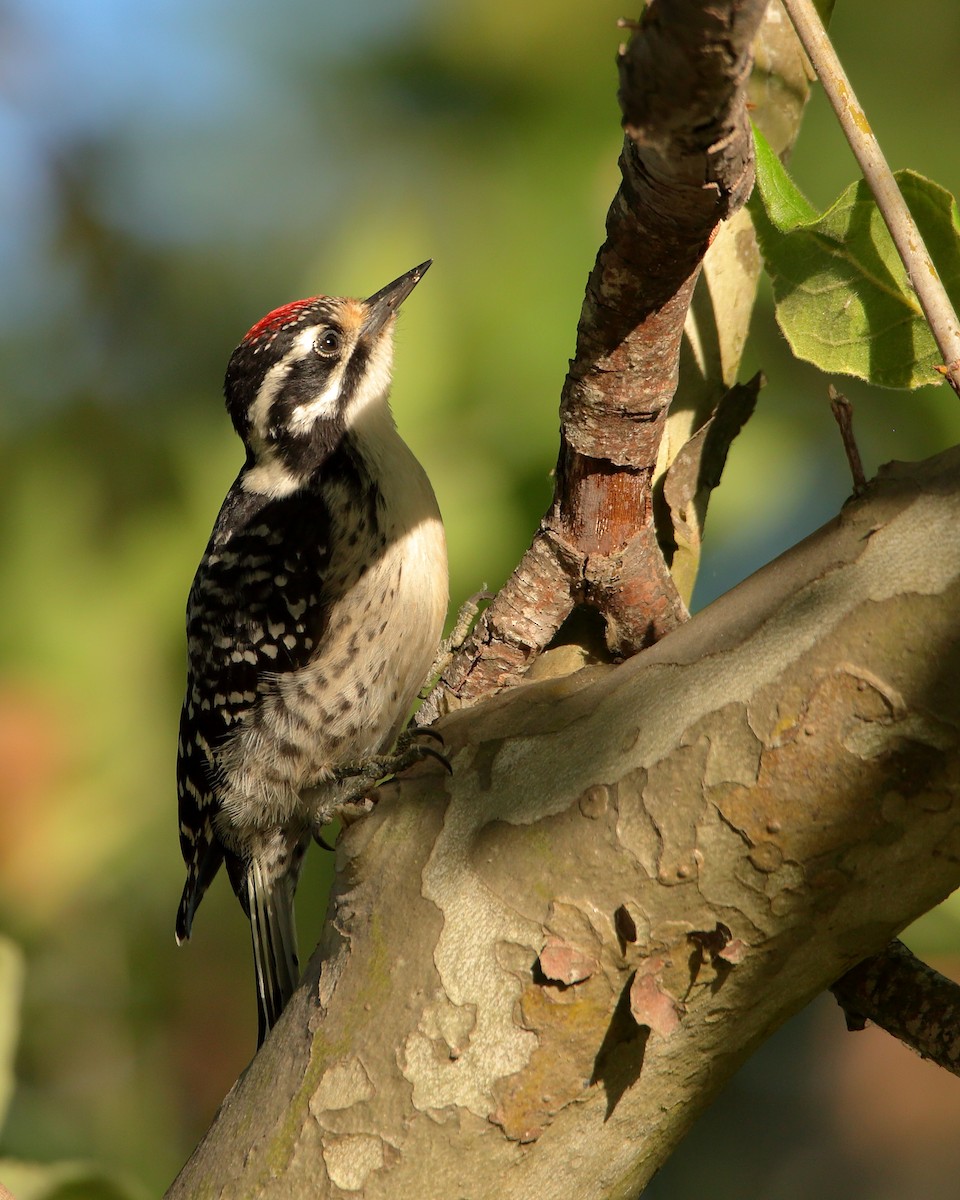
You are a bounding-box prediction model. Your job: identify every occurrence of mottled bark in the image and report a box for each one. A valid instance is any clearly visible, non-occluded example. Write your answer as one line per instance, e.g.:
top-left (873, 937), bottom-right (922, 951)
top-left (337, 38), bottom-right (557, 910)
top-left (167, 448), bottom-right (960, 1200)
top-left (832, 940), bottom-right (960, 1076)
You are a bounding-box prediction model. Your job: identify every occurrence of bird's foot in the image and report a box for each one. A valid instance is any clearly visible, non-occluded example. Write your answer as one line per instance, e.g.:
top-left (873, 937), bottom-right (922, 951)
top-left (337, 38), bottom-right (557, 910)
top-left (330, 732), bottom-right (452, 820)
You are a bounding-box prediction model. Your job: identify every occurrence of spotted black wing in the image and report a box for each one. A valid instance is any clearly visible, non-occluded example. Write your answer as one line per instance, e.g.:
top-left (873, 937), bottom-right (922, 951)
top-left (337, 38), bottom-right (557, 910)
top-left (175, 477), bottom-right (333, 940)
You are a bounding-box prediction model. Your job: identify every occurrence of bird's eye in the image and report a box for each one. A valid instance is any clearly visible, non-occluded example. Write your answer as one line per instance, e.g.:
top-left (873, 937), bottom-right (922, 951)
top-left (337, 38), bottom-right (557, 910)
top-left (316, 328), bottom-right (342, 358)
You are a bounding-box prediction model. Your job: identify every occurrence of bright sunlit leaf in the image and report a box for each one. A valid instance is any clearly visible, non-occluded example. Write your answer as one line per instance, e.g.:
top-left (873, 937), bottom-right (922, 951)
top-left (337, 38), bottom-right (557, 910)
top-left (750, 126), bottom-right (960, 389)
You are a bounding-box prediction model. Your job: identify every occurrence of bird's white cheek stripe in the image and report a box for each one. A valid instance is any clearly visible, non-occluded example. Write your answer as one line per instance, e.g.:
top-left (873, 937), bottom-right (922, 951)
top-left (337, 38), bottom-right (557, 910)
top-left (341, 337), bottom-right (394, 429)
top-left (288, 362), bottom-right (348, 431)
top-left (284, 326), bottom-right (349, 432)
top-left (248, 358), bottom-right (293, 445)
top-left (250, 327), bottom-right (352, 442)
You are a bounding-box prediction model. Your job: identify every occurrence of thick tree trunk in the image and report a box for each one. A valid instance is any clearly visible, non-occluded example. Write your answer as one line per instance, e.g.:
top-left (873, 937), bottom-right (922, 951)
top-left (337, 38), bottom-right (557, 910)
top-left (167, 447), bottom-right (960, 1199)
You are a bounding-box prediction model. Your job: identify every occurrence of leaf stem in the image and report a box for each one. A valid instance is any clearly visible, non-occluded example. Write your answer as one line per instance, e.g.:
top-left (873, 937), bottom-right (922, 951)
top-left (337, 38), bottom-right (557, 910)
top-left (828, 385), bottom-right (867, 496)
top-left (782, 0), bottom-right (960, 399)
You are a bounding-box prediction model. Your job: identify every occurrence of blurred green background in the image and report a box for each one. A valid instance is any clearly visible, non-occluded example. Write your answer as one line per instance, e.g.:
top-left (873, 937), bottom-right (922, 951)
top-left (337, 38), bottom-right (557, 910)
top-left (0, 0), bottom-right (958, 1195)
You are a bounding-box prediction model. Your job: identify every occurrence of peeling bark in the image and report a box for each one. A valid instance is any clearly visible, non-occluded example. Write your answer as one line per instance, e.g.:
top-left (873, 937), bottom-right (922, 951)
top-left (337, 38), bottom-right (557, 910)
top-left (167, 448), bottom-right (960, 1199)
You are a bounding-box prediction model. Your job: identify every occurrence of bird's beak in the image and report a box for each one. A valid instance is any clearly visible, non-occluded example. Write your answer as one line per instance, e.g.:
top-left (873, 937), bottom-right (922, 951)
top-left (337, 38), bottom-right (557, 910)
top-left (362, 260), bottom-right (432, 338)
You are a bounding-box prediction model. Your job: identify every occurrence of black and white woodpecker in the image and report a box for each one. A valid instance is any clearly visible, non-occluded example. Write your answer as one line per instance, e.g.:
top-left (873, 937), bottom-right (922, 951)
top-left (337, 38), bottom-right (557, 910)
top-left (175, 261), bottom-right (448, 1044)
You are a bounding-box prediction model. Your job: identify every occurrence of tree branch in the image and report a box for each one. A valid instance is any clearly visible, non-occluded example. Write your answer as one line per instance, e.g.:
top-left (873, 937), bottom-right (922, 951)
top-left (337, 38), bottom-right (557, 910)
top-left (168, 446), bottom-right (960, 1199)
top-left (421, 0), bottom-right (770, 722)
top-left (831, 939), bottom-right (960, 1076)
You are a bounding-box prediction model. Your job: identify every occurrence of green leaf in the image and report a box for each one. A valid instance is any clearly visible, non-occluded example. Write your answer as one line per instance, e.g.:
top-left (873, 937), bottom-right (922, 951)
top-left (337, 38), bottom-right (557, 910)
top-left (749, 126), bottom-right (960, 389)
top-left (752, 129), bottom-right (820, 229)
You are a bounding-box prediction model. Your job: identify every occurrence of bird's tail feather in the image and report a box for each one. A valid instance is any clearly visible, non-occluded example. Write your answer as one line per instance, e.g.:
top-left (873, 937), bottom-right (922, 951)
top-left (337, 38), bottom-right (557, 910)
top-left (175, 841), bottom-right (224, 945)
top-left (247, 861), bottom-right (301, 1046)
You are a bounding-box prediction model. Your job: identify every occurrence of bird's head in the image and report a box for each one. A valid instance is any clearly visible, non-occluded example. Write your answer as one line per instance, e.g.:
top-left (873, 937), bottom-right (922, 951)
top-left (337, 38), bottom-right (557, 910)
top-left (224, 260), bottom-right (431, 496)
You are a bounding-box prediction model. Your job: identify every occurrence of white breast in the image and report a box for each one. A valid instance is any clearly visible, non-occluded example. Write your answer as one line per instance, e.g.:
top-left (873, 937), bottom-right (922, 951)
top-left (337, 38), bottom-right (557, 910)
top-left (218, 399), bottom-right (448, 838)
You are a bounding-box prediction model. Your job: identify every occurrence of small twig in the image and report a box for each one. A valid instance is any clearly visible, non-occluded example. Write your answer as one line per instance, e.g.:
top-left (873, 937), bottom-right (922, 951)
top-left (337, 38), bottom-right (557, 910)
top-left (443, 589), bottom-right (493, 657)
top-left (781, 0), bottom-right (960, 399)
top-left (831, 939), bottom-right (960, 1077)
top-left (417, 589), bottom-right (491, 709)
top-left (828, 385), bottom-right (867, 496)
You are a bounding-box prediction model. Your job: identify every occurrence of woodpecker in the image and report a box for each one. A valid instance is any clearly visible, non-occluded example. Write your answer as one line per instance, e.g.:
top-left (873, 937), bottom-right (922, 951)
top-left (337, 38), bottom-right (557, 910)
top-left (176, 261), bottom-right (448, 1044)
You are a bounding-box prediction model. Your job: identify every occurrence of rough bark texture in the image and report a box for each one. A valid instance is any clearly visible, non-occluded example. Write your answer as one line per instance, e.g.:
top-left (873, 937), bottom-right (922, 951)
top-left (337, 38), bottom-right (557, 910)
top-left (831, 940), bottom-right (960, 1075)
top-left (167, 447), bottom-right (960, 1199)
top-left (420, 0), bottom-right (773, 722)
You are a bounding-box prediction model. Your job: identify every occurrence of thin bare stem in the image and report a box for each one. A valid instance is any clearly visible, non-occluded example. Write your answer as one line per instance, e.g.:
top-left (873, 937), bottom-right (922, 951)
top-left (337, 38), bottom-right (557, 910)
top-left (782, 0), bottom-right (960, 399)
top-left (828, 385), bottom-right (867, 496)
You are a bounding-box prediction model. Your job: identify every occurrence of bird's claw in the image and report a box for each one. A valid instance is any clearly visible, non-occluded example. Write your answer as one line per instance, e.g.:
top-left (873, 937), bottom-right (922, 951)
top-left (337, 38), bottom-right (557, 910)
top-left (329, 733), bottom-right (453, 808)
